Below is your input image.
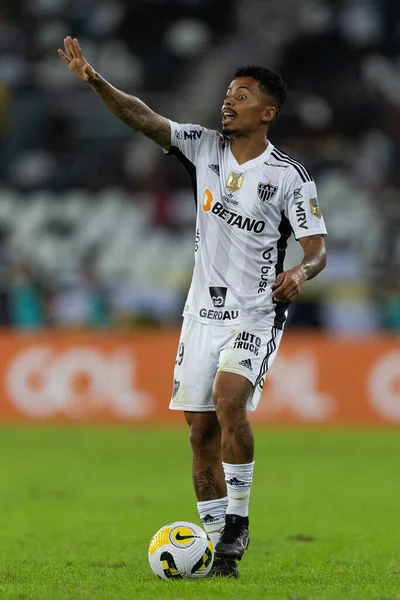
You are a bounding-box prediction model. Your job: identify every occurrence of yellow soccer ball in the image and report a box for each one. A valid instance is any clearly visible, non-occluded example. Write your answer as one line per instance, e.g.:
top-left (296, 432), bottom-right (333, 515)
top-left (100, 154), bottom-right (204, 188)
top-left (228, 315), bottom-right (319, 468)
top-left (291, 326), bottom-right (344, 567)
top-left (148, 521), bottom-right (214, 580)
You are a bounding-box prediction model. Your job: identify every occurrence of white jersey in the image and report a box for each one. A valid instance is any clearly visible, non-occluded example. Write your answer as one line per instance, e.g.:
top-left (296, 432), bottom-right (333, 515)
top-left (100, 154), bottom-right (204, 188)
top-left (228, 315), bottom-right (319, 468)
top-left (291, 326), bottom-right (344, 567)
top-left (166, 120), bottom-right (327, 329)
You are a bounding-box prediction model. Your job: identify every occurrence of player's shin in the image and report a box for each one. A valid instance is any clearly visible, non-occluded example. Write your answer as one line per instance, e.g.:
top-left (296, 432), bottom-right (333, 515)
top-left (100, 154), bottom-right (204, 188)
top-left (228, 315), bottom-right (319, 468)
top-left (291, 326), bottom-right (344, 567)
top-left (192, 458), bottom-right (227, 545)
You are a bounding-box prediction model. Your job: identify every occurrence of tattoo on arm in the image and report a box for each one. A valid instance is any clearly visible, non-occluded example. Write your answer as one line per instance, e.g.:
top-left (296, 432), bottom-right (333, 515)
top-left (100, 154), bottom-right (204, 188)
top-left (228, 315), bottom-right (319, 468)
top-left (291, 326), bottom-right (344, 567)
top-left (90, 74), bottom-right (171, 148)
top-left (193, 466), bottom-right (224, 501)
top-left (299, 234), bottom-right (327, 281)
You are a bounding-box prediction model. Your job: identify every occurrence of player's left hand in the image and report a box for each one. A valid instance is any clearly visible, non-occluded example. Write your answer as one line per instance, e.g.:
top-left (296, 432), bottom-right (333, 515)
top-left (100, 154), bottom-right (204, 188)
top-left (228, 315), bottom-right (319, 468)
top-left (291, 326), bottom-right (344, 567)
top-left (271, 266), bottom-right (307, 302)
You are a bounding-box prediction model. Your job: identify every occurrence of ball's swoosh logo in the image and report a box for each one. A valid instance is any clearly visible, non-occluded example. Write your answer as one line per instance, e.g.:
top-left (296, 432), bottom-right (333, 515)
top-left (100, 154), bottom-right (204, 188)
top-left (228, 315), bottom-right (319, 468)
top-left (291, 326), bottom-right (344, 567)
top-left (175, 531), bottom-right (200, 541)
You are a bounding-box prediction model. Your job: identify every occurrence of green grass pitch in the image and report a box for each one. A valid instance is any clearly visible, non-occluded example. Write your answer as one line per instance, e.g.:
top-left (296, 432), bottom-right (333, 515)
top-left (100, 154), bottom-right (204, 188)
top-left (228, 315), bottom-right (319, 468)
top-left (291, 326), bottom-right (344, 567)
top-left (0, 426), bottom-right (398, 599)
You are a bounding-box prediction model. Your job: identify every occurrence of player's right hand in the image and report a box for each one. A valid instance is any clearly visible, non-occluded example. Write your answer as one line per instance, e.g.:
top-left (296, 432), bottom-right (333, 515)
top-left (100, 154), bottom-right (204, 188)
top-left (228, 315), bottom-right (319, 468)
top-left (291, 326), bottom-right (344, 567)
top-left (58, 36), bottom-right (96, 83)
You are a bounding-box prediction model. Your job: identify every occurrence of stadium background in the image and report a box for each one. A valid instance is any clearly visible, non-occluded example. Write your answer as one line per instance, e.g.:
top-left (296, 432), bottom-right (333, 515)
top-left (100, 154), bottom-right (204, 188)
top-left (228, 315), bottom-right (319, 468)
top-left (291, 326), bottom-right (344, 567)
top-left (0, 0), bottom-right (399, 425)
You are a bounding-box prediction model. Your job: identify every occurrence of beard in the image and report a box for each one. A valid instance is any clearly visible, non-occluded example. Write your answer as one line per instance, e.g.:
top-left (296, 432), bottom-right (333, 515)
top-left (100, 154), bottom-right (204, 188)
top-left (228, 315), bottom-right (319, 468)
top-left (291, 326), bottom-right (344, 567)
top-left (222, 125), bottom-right (238, 136)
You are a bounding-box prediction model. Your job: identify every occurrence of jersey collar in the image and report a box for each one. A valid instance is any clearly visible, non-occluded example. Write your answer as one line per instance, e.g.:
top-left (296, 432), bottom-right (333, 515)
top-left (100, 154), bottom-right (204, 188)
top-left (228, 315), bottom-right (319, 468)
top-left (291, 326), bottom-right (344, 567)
top-left (228, 140), bottom-right (275, 170)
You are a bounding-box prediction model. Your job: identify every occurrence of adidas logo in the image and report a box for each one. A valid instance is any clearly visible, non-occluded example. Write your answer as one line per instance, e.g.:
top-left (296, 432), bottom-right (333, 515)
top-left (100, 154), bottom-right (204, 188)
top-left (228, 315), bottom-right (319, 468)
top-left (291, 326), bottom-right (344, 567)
top-left (227, 477), bottom-right (247, 486)
top-left (238, 359), bottom-right (252, 371)
top-left (208, 164), bottom-right (220, 176)
top-left (202, 513), bottom-right (217, 523)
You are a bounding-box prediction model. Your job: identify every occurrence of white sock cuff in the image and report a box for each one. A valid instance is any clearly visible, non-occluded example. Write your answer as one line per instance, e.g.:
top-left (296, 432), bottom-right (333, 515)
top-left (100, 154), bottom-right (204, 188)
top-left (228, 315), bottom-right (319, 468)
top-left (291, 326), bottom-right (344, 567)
top-left (222, 461), bottom-right (254, 474)
top-left (197, 496), bottom-right (228, 512)
top-left (197, 496), bottom-right (228, 526)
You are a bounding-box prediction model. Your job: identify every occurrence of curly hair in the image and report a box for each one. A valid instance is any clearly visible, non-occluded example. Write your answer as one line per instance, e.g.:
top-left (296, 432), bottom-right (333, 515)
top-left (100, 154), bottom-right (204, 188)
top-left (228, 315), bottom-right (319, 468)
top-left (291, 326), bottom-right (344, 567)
top-left (234, 65), bottom-right (287, 114)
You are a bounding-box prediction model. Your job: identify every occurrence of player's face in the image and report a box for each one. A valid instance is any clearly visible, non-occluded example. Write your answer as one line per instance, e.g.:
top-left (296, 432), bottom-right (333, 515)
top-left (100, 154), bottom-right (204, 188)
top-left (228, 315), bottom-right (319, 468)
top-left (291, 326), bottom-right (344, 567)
top-left (221, 77), bottom-right (276, 136)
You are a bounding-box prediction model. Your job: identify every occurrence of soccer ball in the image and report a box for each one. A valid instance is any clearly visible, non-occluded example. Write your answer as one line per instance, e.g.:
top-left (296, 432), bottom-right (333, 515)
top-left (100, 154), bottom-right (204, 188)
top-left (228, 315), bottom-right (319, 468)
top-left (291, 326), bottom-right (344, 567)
top-left (148, 521), bottom-right (214, 580)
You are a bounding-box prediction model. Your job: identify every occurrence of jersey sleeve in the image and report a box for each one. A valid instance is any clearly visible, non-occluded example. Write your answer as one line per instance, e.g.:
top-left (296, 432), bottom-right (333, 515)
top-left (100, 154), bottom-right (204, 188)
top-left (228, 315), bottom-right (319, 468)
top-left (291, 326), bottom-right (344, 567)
top-left (283, 178), bottom-right (327, 240)
top-left (167, 120), bottom-right (206, 165)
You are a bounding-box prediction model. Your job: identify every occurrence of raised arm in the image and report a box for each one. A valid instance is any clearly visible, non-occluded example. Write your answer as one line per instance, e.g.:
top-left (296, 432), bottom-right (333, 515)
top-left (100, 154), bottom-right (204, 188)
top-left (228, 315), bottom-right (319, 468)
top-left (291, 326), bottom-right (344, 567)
top-left (272, 234), bottom-right (326, 302)
top-left (58, 36), bottom-right (171, 149)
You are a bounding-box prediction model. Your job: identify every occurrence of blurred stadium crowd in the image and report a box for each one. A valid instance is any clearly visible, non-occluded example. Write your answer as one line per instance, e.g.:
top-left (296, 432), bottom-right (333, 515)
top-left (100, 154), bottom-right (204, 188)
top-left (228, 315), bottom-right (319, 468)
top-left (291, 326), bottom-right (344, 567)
top-left (0, 0), bottom-right (399, 332)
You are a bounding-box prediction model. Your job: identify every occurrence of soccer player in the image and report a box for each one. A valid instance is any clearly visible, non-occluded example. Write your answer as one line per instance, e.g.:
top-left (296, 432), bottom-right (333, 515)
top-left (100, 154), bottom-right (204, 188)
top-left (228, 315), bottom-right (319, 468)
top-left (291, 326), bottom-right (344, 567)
top-left (59, 37), bottom-right (327, 578)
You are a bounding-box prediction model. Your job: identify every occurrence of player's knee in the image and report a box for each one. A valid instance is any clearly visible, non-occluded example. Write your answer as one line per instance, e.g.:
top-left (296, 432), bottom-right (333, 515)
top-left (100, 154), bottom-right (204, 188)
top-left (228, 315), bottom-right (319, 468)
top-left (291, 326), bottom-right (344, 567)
top-left (212, 372), bottom-right (252, 421)
top-left (188, 416), bottom-right (220, 454)
top-left (213, 394), bottom-right (246, 422)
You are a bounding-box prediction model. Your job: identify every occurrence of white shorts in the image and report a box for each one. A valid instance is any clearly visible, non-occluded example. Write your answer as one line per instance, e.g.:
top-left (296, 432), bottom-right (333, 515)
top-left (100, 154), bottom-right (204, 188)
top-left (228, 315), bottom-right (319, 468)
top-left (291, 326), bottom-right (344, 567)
top-left (170, 317), bottom-right (283, 412)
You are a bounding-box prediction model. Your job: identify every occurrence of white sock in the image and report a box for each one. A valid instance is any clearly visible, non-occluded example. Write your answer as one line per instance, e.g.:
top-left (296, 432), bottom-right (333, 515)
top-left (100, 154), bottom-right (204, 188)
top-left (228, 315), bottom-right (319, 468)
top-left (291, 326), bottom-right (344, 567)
top-left (197, 496), bottom-right (228, 547)
top-left (223, 462), bottom-right (254, 518)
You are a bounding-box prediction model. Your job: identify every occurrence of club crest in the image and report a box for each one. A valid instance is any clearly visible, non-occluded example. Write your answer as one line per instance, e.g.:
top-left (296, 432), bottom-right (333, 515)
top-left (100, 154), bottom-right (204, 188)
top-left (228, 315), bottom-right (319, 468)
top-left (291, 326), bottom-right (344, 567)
top-left (226, 172), bottom-right (244, 193)
top-left (257, 181), bottom-right (278, 203)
